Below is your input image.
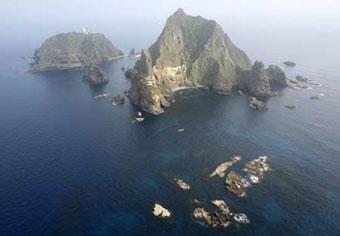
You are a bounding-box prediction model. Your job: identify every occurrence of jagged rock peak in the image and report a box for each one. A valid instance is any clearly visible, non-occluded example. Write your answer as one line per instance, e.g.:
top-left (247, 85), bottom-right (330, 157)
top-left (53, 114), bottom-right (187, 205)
top-left (129, 9), bottom-right (251, 115)
top-left (173, 8), bottom-right (185, 16)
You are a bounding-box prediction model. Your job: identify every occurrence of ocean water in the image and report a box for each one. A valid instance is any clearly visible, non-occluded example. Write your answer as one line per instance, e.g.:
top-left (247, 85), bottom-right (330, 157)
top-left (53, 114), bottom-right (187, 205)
top-left (1, 28), bottom-right (340, 236)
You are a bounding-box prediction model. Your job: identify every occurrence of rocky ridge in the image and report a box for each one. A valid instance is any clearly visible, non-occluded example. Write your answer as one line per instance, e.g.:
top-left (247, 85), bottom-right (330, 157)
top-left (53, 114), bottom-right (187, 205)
top-left (129, 9), bottom-right (288, 115)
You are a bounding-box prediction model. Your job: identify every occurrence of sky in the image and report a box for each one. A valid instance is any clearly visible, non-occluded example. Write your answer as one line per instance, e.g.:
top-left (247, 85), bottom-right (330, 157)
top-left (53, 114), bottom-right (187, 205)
top-left (2, 0), bottom-right (340, 27)
top-left (1, 0), bottom-right (340, 54)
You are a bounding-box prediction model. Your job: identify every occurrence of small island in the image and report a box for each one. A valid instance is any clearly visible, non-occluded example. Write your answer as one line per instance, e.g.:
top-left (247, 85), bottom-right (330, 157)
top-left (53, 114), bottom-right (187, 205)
top-left (283, 61), bottom-right (296, 67)
top-left (30, 32), bottom-right (123, 73)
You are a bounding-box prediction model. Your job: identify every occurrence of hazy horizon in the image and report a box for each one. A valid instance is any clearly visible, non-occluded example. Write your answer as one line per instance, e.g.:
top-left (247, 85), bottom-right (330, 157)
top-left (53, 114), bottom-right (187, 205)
top-left (1, 0), bottom-right (340, 70)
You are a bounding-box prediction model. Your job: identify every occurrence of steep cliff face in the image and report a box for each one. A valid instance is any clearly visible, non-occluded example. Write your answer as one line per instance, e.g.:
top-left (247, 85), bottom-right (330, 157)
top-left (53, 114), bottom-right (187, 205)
top-left (129, 9), bottom-right (251, 114)
top-left (129, 9), bottom-right (287, 114)
top-left (243, 61), bottom-right (287, 96)
top-left (31, 32), bottom-right (123, 73)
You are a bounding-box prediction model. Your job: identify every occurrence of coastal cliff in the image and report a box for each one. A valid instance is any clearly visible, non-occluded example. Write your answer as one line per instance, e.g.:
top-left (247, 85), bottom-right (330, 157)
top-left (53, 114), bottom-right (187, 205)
top-left (31, 32), bottom-right (123, 73)
top-left (129, 9), bottom-right (287, 114)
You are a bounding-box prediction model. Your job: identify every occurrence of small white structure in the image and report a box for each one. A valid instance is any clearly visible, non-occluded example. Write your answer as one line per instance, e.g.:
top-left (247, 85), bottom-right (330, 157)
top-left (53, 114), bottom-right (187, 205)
top-left (81, 27), bottom-right (91, 34)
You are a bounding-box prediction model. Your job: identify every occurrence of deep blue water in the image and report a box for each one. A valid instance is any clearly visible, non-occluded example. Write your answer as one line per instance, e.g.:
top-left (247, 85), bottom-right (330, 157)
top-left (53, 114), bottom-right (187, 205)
top-left (1, 30), bottom-right (340, 236)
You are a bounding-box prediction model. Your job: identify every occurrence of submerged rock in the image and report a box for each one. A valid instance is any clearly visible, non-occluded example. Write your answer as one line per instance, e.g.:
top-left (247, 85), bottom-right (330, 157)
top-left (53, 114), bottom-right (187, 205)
top-left (94, 93), bottom-right (110, 99)
top-left (112, 95), bottom-right (125, 105)
top-left (30, 32), bottom-right (123, 73)
top-left (153, 203), bottom-right (172, 218)
top-left (285, 104), bottom-right (296, 109)
top-left (209, 155), bottom-right (242, 178)
top-left (288, 76), bottom-right (320, 90)
top-left (310, 95), bottom-right (320, 100)
top-left (83, 66), bottom-right (108, 85)
top-left (233, 213), bottom-right (250, 224)
top-left (296, 75), bottom-right (309, 82)
top-left (248, 97), bottom-right (267, 111)
top-left (283, 61), bottom-right (296, 67)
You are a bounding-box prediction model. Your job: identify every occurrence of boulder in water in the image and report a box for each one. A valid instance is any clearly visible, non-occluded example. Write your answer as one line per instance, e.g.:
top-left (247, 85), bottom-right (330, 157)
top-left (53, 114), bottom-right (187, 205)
top-left (283, 61), bottom-right (296, 67)
top-left (112, 95), bottom-right (125, 105)
top-left (285, 104), bottom-right (296, 109)
top-left (84, 66), bottom-right (108, 85)
top-left (296, 75), bottom-right (309, 82)
top-left (153, 203), bottom-right (172, 218)
top-left (248, 97), bottom-right (267, 111)
top-left (174, 178), bottom-right (191, 191)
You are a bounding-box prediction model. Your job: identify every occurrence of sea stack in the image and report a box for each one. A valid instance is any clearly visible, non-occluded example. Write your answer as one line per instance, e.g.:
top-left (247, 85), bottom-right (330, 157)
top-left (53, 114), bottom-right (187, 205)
top-left (83, 65), bottom-right (108, 85)
top-left (128, 8), bottom-right (287, 115)
top-left (30, 32), bottom-right (123, 73)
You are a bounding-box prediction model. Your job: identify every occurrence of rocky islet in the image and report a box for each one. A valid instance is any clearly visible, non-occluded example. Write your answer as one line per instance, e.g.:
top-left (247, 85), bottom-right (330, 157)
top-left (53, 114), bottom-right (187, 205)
top-left (30, 32), bottom-right (123, 73)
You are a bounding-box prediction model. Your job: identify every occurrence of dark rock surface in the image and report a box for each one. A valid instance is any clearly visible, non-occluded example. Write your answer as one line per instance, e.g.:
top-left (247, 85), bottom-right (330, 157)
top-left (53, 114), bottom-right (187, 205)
top-left (248, 96), bottom-right (267, 111)
top-left (125, 68), bottom-right (137, 79)
top-left (283, 61), bottom-right (296, 67)
top-left (83, 66), bottom-right (108, 85)
top-left (112, 95), bottom-right (125, 105)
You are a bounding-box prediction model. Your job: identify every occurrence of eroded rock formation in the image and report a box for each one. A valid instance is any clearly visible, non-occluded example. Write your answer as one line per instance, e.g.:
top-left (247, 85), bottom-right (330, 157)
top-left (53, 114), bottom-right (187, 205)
top-left (129, 9), bottom-right (287, 114)
top-left (128, 8), bottom-right (251, 114)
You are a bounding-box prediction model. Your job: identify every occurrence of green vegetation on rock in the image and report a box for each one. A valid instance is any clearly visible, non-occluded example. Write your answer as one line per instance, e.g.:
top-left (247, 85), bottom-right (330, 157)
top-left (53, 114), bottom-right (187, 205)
top-left (31, 32), bottom-right (123, 73)
top-left (129, 8), bottom-right (288, 115)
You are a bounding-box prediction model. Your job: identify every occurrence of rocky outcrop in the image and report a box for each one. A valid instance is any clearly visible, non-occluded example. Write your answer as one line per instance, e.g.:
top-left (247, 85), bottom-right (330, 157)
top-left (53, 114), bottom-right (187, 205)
top-left (296, 75), bottom-right (309, 82)
top-left (125, 68), bottom-right (137, 79)
top-left (31, 32), bottom-right (123, 73)
top-left (174, 178), bottom-right (191, 191)
top-left (283, 61), bottom-right (296, 67)
top-left (209, 155), bottom-right (242, 178)
top-left (129, 8), bottom-right (251, 115)
top-left (248, 97), bottom-right (267, 111)
top-left (243, 156), bottom-right (270, 181)
top-left (112, 95), bottom-right (125, 105)
top-left (243, 61), bottom-right (287, 96)
top-left (153, 203), bottom-right (172, 218)
top-left (225, 171), bottom-right (250, 197)
top-left (83, 66), bottom-right (108, 85)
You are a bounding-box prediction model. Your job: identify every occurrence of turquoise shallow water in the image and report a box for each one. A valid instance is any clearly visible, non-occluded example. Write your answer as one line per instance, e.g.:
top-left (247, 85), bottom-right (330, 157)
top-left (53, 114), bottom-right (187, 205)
top-left (0, 29), bottom-right (340, 236)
